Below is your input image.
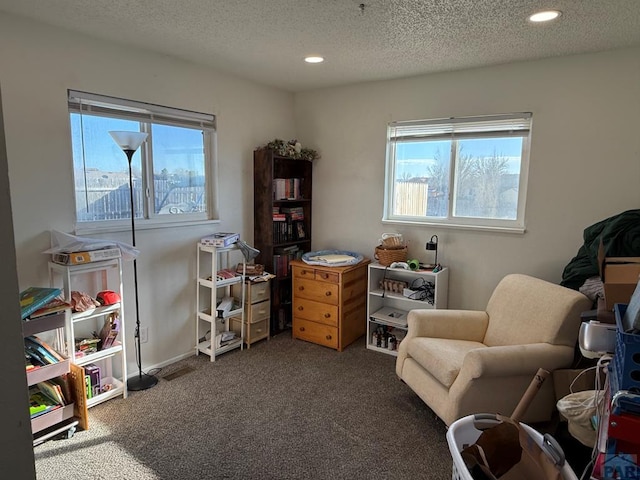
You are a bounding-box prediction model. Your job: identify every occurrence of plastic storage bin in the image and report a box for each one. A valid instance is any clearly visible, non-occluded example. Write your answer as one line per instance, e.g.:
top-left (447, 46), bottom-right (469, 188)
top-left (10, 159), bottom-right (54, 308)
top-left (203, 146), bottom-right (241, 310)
top-left (613, 304), bottom-right (640, 393)
top-left (446, 413), bottom-right (578, 480)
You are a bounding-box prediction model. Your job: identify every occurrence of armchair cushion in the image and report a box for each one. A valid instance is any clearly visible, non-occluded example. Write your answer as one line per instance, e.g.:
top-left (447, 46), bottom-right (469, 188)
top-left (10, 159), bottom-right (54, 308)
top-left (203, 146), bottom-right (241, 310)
top-left (407, 338), bottom-right (486, 388)
top-left (462, 343), bottom-right (575, 379)
top-left (406, 309), bottom-right (489, 341)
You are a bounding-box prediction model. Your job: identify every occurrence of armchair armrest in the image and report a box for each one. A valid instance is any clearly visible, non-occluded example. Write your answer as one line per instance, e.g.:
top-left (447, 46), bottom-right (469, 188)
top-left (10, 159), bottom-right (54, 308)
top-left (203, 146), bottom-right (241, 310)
top-left (461, 343), bottom-right (575, 379)
top-left (405, 309), bottom-right (489, 342)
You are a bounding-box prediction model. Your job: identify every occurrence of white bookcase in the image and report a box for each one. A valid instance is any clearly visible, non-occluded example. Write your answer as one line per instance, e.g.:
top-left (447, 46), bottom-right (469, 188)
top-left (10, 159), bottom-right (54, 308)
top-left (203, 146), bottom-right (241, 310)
top-left (366, 263), bottom-right (448, 356)
top-left (23, 310), bottom-right (81, 445)
top-left (48, 258), bottom-right (127, 407)
top-left (195, 243), bottom-right (246, 361)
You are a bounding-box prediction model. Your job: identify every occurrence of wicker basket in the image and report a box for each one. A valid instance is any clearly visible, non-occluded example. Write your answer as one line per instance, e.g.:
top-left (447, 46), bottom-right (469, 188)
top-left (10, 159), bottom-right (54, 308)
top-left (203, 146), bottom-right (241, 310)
top-left (374, 245), bottom-right (408, 266)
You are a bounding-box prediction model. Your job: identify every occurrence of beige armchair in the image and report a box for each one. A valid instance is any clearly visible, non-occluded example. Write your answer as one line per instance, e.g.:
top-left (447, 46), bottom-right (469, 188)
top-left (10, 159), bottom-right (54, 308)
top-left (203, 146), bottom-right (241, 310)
top-left (395, 274), bottom-right (592, 426)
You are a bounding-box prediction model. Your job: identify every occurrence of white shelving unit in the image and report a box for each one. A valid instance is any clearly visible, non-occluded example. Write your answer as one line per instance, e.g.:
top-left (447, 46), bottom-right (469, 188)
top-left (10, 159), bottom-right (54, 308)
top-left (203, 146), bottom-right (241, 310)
top-left (48, 258), bottom-right (127, 407)
top-left (366, 263), bottom-right (448, 356)
top-left (23, 310), bottom-right (80, 445)
top-left (195, 243), bottom-right (246, 361)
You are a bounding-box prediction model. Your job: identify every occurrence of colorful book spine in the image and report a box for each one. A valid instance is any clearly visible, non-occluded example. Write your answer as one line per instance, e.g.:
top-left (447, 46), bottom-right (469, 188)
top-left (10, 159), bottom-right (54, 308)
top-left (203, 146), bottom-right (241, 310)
top-left (20, 287), bottom-right (62, 320)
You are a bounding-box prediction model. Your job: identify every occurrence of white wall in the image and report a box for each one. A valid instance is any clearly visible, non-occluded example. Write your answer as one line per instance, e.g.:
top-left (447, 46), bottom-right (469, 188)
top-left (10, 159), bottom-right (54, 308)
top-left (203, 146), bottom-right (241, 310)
top-left (0, 12), bottom-right (296, 375)
top-left (295, 47), bottom-right (640, 310)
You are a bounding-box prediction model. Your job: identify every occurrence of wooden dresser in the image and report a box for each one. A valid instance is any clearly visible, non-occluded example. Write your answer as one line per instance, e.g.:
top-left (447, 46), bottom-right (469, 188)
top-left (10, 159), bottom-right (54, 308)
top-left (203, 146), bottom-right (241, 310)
top-left (290, 258), bottom-right (370, 351)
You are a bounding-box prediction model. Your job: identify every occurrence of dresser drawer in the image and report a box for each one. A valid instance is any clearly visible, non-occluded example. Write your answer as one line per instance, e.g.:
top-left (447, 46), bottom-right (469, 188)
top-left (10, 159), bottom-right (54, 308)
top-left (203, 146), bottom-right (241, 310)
top-left (230, 317), bottom-right (269, 344)
top-left (293, 265), bottom-right (316, 280)
top-left (294, 278), bottom-right (339, 305)
top-left (232, 281), bottom-right (270, 304)
top-left (247, 282), bottom-right (270, 304)
top-left (246, 300), bottom-right (271, 323)
top-left (292, 265), bottom-right (340, 284)
top-left (293, 297), bottom-right (338, 326)
top-left (292, 318), bottom-right (338, 349)
top-left (315, 269), bottom-right (339, 283)
top-left (246, 318), bottom-right (269, 343)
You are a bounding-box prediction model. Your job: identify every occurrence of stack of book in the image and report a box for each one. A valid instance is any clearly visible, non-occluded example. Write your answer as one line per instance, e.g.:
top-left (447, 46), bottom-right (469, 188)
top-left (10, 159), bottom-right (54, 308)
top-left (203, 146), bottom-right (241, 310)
top-left (280, 206), bottom-right (304, 221)
top-left (273, 177), bottom-right (302, 200)
top-left (19, 286), bottom-right (65, 320)
top-left (272, 207), bottom-right (306, 243)
top-left (29, 377), bottom-right (71, 418)
top-left (273, 245), bottom-right (301, 277)
top-left (24, 335), bottom-right (65, 371)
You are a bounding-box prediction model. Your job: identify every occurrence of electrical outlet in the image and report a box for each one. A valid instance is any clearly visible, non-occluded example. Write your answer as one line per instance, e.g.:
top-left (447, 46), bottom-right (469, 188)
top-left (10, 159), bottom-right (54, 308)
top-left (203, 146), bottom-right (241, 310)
top-left (139, 326), bottom-right (148, 344)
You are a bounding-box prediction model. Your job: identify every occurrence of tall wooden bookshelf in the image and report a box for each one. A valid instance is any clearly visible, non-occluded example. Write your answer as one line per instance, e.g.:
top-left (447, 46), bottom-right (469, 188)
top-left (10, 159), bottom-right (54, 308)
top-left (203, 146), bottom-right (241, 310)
top-left (254, 148), bottom-right (312, 335)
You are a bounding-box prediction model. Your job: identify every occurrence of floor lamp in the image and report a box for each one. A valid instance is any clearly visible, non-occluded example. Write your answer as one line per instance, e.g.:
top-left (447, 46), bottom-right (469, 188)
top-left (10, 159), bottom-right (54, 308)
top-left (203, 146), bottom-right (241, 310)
top-left (109, 130), bottom-right (158, 391)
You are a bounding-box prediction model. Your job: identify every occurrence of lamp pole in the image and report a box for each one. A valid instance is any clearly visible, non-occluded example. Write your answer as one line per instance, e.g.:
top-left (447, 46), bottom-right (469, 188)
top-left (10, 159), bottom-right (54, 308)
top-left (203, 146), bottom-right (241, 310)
top-left (109, 131), bottom-right (158, 391)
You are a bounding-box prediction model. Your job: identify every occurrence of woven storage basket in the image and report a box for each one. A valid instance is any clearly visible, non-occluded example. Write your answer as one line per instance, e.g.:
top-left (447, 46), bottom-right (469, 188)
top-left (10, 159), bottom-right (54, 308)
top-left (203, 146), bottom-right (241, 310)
top-left (374, 245), bottom-right (408, 266)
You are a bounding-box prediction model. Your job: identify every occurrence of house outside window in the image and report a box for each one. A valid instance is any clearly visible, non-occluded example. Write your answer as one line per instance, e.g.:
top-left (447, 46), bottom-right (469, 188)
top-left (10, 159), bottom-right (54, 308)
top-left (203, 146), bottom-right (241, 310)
top-left (68, 90), bottom-right (217, 231)
top-left (384, 113), bottom-right (532, 232)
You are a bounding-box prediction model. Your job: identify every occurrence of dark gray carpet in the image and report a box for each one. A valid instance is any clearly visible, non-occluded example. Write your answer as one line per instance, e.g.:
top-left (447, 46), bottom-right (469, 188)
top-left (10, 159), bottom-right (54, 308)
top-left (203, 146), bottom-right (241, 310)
top-left (34, 333), bottom-right (452, 479)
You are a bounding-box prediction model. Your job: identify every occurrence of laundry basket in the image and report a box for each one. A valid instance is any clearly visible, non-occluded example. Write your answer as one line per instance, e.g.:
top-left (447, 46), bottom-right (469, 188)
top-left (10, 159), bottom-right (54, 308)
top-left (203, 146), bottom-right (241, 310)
top-left (446, 414), bottom-right (579, 480)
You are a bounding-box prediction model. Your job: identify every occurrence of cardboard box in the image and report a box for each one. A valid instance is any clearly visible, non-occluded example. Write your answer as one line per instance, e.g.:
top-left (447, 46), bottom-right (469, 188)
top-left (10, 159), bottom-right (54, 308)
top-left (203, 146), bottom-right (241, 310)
top-left (52, 247), bottom-right (121, 265)
top-left (598, 241), bottom-right (640, 310)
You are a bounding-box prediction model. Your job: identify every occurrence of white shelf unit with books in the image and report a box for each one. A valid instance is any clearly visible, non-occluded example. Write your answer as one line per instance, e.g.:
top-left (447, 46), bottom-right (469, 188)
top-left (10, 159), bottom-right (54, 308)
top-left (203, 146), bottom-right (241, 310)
top-left (23, 310), bottom-right (81, 444)
top-left (48, 258), bottom-right (127, 407)
top-left (195, 242), bottom-right (246, 361)
top-left (366, 263), bottom-right (448, 356)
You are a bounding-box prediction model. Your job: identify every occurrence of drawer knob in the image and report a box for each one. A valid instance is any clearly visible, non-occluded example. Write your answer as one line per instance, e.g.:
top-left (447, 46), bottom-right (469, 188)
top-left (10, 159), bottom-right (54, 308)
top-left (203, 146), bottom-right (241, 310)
top-left (300, 326), bottom-right (305, 332)
top-left (324, 313), bottom-right (331, 318)
top-left (325, 291), bottom-right (331, 296)
top-left (298, 306), bottom-right (304, 311)
top-left (326, 335), bottom-right (332, 340)
top-left (321, 273), bottom-right (328, 279)
top-left (299, 286), bottom-right (304, 291)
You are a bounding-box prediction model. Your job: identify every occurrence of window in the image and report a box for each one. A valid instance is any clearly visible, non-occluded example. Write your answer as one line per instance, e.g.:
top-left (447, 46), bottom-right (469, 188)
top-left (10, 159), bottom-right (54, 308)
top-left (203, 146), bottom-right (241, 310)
top-left (384, 113), bottom-right (532, 232)
top-left (68, 90), bottom-right (217, 229)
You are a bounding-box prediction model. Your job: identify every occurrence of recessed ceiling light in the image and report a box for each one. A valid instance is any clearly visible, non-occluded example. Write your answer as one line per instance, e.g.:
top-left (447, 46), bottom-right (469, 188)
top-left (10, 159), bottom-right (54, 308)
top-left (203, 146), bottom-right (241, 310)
top-left (528, 10), bottom-right (562, 22)
top-left (304, 56), bottom-right (324, 64)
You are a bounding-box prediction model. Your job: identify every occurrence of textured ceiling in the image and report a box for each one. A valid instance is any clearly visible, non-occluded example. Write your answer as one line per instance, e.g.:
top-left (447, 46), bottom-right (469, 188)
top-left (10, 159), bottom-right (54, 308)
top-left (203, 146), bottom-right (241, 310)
top-left (0, 0), bottom-right (639, 92)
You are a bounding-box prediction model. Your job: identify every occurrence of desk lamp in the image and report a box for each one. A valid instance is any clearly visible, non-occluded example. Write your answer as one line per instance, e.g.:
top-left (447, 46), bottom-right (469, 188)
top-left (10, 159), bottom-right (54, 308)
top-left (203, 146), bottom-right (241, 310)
top-left (425, 235), bottom-right (438, 268)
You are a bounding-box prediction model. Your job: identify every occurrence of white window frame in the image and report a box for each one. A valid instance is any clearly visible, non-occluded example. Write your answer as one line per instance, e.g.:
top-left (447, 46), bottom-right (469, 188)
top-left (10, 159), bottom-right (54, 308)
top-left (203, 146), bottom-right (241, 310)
top-left (68, 90), bottom-right (219, 234)
top-left (383, 113), bottom-right (532, 233)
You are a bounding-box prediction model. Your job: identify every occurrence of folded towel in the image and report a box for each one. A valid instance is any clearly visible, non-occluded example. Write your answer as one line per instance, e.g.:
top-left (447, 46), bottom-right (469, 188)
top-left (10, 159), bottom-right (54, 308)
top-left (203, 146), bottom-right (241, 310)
top-left (308, 254), bottom-right (355, 264)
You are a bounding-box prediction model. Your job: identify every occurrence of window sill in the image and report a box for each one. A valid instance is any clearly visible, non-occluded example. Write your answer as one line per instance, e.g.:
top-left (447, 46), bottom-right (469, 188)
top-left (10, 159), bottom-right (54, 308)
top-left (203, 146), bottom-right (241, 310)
top-left (382, 218), bottom-right (526, 234)
top-left (75, 218), bottom-right (220, 236)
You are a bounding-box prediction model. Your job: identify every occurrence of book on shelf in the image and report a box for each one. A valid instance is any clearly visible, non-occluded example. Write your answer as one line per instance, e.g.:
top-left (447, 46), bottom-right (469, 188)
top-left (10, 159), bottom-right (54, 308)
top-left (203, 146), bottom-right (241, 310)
top-left (49, 375), bottom-right (72, 405)
top-left (369, 306), bottom-right (409, 327)
top-left (280, 206), bottom-right (304, 220)
top-left (98, 312), bottom-right (120, 350)
top-left (200, 232), bottom-right (240, 247)
top-left (25, 335), bottom-right (65, 362)
top-left (24, 335), bottom-right (64, 366)
top-left (37, 379), bottom-right (67, 405)
top-left (19, 286), bottom-right (62, 320)
top-left (29, 297), bottom-right (71, 319)
top-left (29, 385), bottom-right (63, 418)
top-left (273, 178), bottom-right (301, 200)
